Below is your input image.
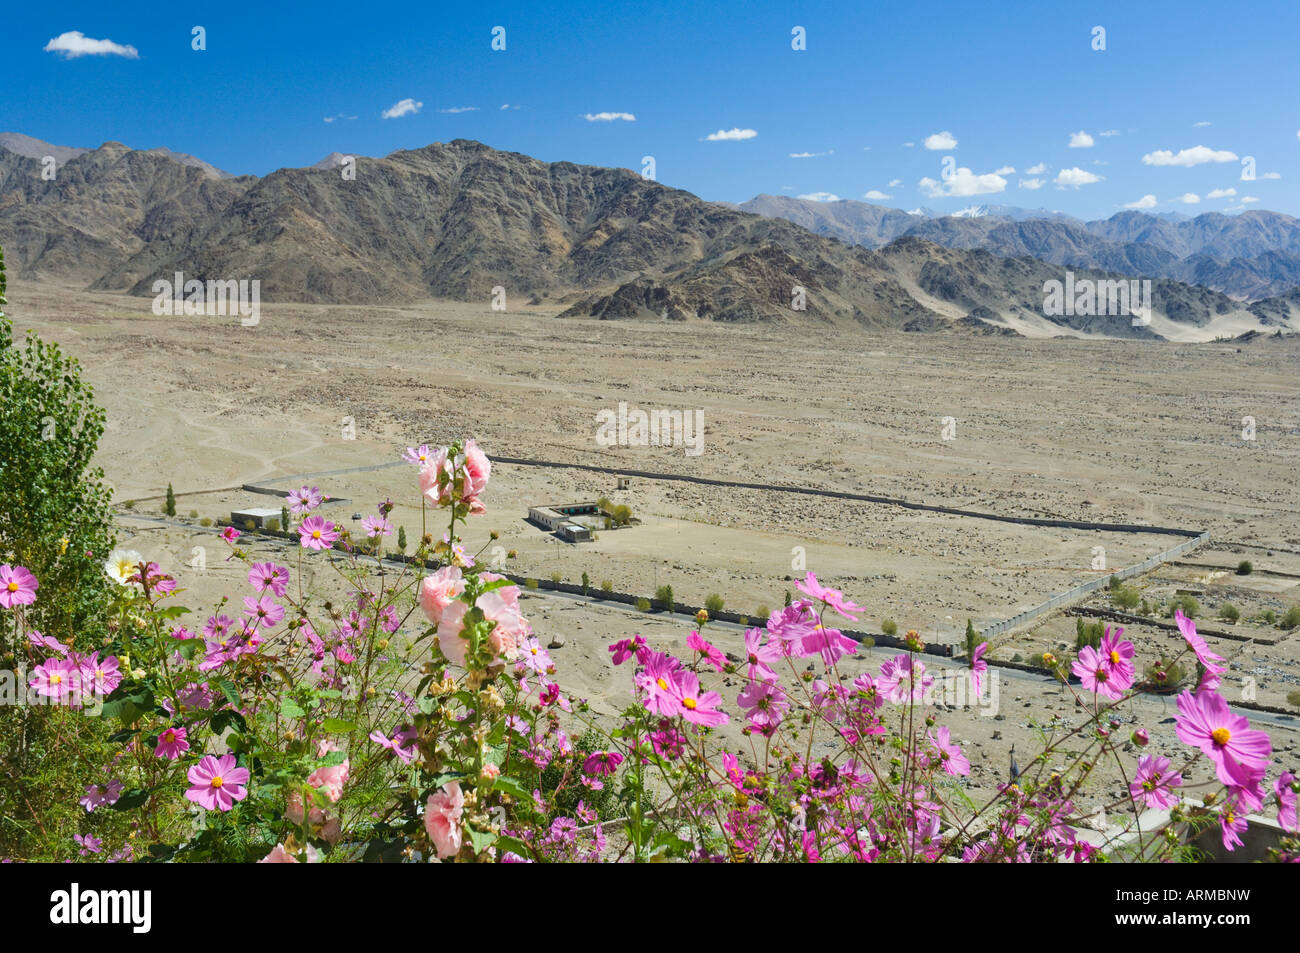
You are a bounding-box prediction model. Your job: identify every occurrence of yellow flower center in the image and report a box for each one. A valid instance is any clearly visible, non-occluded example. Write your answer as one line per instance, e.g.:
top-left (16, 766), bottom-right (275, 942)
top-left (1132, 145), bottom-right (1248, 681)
top-left (210, 776), bottom-right (224, 789)
top-left (312, 530), bottom-right (322, 539)
top-left (682, 697), bottom-right (698, 710)
top-left (1211, 727), bottom-right (1231, 747)
top-left (1109, 650), bottom-right (1120, 664)
top-left (5, 581), bottom-right (17, 592)
top-left (656, 677), bottom-right (668, 691)
top-left (163, 730), bottom-right (175, 742)
top-left (51, 674), bottom-right (63, 685)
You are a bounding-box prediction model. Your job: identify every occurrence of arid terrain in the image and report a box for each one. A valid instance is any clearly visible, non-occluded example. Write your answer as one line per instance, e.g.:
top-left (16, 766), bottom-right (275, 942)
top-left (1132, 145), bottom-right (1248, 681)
top-left (8, 277), bottom-right (1299, 814)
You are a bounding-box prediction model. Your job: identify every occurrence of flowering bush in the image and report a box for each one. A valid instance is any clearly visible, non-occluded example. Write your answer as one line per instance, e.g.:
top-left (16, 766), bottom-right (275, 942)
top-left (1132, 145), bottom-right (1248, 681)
top-left (0, 437), bottom-right (1296, 863)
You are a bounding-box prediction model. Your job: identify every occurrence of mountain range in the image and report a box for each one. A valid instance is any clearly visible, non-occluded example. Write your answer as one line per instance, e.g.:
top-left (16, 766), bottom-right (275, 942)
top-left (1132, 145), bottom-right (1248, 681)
top-left (1, 133), bottom-right (1297, 341)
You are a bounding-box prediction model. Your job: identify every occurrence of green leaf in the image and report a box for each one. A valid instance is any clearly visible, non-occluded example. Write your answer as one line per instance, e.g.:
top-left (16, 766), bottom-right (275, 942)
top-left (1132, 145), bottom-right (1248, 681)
top-left (174, 637), bottom-right (205, 661)
top-left (218, 679), bottom-right (241, 709)
top-left (279, 697), bottom-right (306, 719)
top-left (466, 826), bottom-right (496, 854)
top-left (110, 787), bottom-right (153, 811)
top-left (321, 717), bottom-right (357, 733)
top-left (489, 775), bottom-right (530, 801)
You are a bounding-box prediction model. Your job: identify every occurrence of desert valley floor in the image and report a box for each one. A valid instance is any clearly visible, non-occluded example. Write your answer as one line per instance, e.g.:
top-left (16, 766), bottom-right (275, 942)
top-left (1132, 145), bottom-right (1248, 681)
top-left (9, 279), bottom-right (1300, 810)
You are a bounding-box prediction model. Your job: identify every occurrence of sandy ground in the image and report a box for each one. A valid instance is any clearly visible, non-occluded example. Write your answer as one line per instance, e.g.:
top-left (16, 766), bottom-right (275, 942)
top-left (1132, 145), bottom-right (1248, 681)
top-left (9, 279), bottom-right (1300, 825)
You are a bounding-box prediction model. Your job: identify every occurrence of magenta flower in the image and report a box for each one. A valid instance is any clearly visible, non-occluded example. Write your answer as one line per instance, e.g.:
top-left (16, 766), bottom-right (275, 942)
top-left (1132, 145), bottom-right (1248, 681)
top-left (1071, 645), bottom-right (1130, 700)
top-left (298, 515), bottom-right (339, 551)
top-left (154, 726), bottom-right (190, 760)
top-left (360, 515), bottom-right (392, 539)
top-left (403, 444), bottom-right (434, 466)
top-left (243, 592), bottom-right (285, 627)
top-left (766, 602), bottom-right (819, 653)
top-left (369, 726), bottom-right (418, 764)
top-left (1129, 754), bottom-right (1183, 809)
top-left (80, 780), bottom-right (123, 813)
top-left (969, 641), bottom-right (989, 697)
top-left (79, 653), bottom-right (123, 697)
top-left (795, 571), bottom-right (864, 620)
top-left (737, 678), bottom-right (789, 730)
top-left (219, 526), bottom-right (241, 543)
top-left (1175, 609), bottom-right (1226, 681)
top-left (608, 636), bottom-right (646, 666)
top-left (75, 834), bottom-right (103, 856)
top-left (287, 485), bottom-right (324, 517)
top-left (185, 754), bottom-right (250, 811)
top-left (1099, 628), bottom-right (1135, 682)
top-left (635, 650), bottom-right (684, 716)
top-left (1220, 801), bottom-right (1249, 852)
top-left (797, 622), bottom-right (859, 666)
top-left (29, 659), bottom-right (78, 701)
top-left (687, 631), bottom-right (726, 672)
top-left (582, 751), bottom-right (624, 777)
top-left (515, 637), bottom-right (553, 675)
top-left (0, 564), bottom-right (38, 609)
top-left (669, 670), bottom-right (729, 727)
top-left (877, 655), bottom-right (933, 704)
top-left (248, 562), bottom-right (289, 597)
top-left (742, 627), bottom-right (782, 682)
top-left (928, 725), bottom-right (971, 776)
top-left (1175, 689), bottom-right (1272, 788)
top-left (1275, 772), bottom-right (1297, 833)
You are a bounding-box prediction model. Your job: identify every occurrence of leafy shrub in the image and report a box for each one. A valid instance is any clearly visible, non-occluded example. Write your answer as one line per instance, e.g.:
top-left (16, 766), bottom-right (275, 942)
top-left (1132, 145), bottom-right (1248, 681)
top-left (881, 619), bottom-right (898, 637)
top-left (1111, 585), bottom-right (1140, 610)
top-left (705, 593), bottom-right (725, 614)
top-left (1261, 609), bottom-right (1277, 625)
top-left (1237, 560), bottom-right (1253, 575)
top-left (1218, 603), bottom-right (1240, 623)
top-left (655, 584), bottom-right (674, 611)
top-left (267, 519), bottom-right (280, 532)
top-left (1166, 594), bottom-right (1199, 619)
top-left (754, 604), bottom-right (771, 620)
top-left (525, 577), bottom-right (539, 589)
top-left (1288, 691), bottom-right (1300, 709)
top-left (601, 579), bottom-right (614, 593)
top-left (635, 597), bottom-right (651, 612)
top-left (189, 509), bottom-right (199, 519)
top-left (1281, 605), bottom-right (1300, 630)
top-left (1075, 618), bottom-right (1105, 650)
top-left (199, 517), bottom-right (213, 527)
top-left (550, 570), bottom-right (562, 584)
top-left (1143, 658), bottom-right (1187, 693)
top-left (165, 483), bottom-right (176, 517)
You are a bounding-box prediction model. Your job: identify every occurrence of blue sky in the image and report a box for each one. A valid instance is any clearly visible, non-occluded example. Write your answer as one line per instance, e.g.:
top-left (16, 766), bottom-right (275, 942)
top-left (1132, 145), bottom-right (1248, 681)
top-left (3, 0), bottom-right (1297, 219)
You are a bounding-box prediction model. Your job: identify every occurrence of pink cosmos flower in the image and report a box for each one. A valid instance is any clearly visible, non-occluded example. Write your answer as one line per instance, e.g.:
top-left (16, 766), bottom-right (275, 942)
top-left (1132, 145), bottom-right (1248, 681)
top-left (298, 515), bottom-right (339, 550)
top-left (29, 659), bottom-right (79, 701)
top-left (80, 780), bottom-right (123, 812)
top-left (75, 834), bottom-right (103, 856)
top-left (154, 726), bottom-right (190, 760)
top-left (360, 515), bottom-right (392, 539)
top-left (742, 627), bottom-right (782, 683)
top-left (737, 678), bottom-right (789, 730)
top-left (243, 592), bottom-right (285, 627)
top-left (877, 655), bottom-right (933, 704)
top-left (403, 444), bottom-right (434, 466)
top-left (248, 562), bottom-right (289, 597)
top-left (797, 622), bottom-right (859, 666)
top-left (582, 751), bottom-right (624, 777)
top-left (766, 602), bottom-right (819, 652)
top-left (795, 571), bottom-right (864, 620)
top-left (425, 781), bottom-right (464, 859)
top-left (1175, 609), bottom-right (1226, 681)
top-left (687, 631), bottom-right (726, 672)
top-left (668, 670), bottom-right (729, 727)
top-left (1072, 645), bottom-right (1130, 701)
top-left (1220, 801), bottom-right (1248, 852)
top-left (185, 754), bottom-right (250, 811)
top-left (516, 637), bottom-right (552, 675)
top-left (1275, 772), bottom-right (1297, 833)
top-left (1129, 754), bottom-right (1183, 810)
top-left (370, 726), bottom-right (418, 764)
top-left (418, 565), bottom-right (465, 623)
top-left (1175, 689), bottom-right (1272, 788)
top-left (1099, 628), bottom-right (1135, 681)
top-left (928, 725), bottom-right (971, 776)
top-left (287, 486), bottom-right (323, 517)
top-left (608, 636), bottom-right (646, 665)
top-left (220, 526), bottom-right (241, 543)
top-left (79, 653), bottom-right (123, 697)
top-left (969, 641), bottom-right (989, 698)
top-left (28, 630), bottom-right (68, 656)
top-left (636, 650), bottom-right (685, 716)
top-left (0, 564), bottom-right (38, 609)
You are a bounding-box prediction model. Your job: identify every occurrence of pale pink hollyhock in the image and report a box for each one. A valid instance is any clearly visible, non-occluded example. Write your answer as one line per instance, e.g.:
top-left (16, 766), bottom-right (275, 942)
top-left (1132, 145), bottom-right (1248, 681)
top-left (425, 781), bottom-right (465, 859)
top-left (1175, 689), bottom-right (1271, 788)
top-left (419, 565), bottom-right (465, 622)
top-left (185, 754), bottom-right (250, 811)
top-left (154, 726), bottom-right (190, 760)
top-left (417, 449), bottom-right (454, 505)
top-left (435, 601), bottom-right (470, 666)
top-left (259, 843), bottom-right (299, 863)
top-left (0, 564), bottom-right (38, 609)
top-left (307, 741), bottom-right (349, 803)
top-left (478, 572), bottom-right (519, 608)
top-left (461, 439), bottom-right (491, 499)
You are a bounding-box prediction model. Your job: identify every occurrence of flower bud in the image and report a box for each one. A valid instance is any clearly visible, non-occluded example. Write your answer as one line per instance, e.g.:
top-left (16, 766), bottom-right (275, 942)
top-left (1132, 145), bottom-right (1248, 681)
top-left (1131, 728), bottom-right (1149, 747)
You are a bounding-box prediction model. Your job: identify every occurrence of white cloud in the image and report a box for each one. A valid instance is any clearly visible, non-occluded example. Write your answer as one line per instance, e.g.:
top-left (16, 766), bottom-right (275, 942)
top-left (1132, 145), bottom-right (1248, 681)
top-left (1262, 171), bottom-right (1281, 179)
top-left (1055, 167), bottom-right (1102, 187)
top-left (323, 113), bottom-right (357, 123)
top-left (1122, 194), bottom-right (1158, 209)
top-left (994, 165), bottom-right (1015, 174)
top-left (798, 192), bottom-right (839, 202)
top-left (1240, 195), bottom-right (1260, 204)
top-left (923, 130), bottom-right (958, 150)
top-left (789, 150), bottom-right (833, 158)
top-left (1193, 121), bottom-right (1211, 128)
top-left (1068, 131), bottom-right (1094, 148)
top-left (918, 167), bottom-right (1007, 198)
top-left (1098, 130), bottom-right (1120, 137)
top-left (584, 111), bottom-right (635, 122)
top-left (1019, 178), bottom-right (1044, 190)
top-left (439, 106), bottom-right (479, 114)
top-left (500, 104), bottom-right (520, 110)
top-left (1207, 187), bottom-right (1236, 199)
top-left (1026, 162), bottom-right (1047, 175)
top-left (705, 127), bottom-right (757, 141)
top-left (1175, 193), bottom-right (1201, 204)
top-left (1141, 145), bottom-right (1238, 166)
top-left (902, 141), bottom-right (915, 148)
top-left (863, 190), bottom-right (892, 200)
top-left (43, 30), bottom-right (138, 59)
top-left (381, 98), bottom-right (423, 119)
top-left (888, 178), bottom-right (903, 188)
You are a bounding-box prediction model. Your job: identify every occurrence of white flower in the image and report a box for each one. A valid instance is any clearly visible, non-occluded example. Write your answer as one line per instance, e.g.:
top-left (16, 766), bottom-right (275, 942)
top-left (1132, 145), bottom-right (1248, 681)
top-left (104, 549), bottom-right (144, 585)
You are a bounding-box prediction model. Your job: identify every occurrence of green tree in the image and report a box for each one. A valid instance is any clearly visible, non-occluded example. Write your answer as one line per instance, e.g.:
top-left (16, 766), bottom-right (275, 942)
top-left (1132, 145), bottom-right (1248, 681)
top-left (964, 619), bottom-right (979, 657)
top-left (581, 571), bottom-right (590, 596)
top-left (282, 504), bottom-right (291, 531)
top-left (165, 482), bottom-right (177, 517)
top-left (397, 525), bottom-right (407, 553)
top-left (0, 246), bottom-right (116, 648)
top-left (655, 584), bottom-right (674, 612)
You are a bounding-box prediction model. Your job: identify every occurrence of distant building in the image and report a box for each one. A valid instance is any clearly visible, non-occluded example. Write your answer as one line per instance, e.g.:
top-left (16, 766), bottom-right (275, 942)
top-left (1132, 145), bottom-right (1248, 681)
top-left (528, 502), bottom-right (601, 542)
top-left (230, 507), bottom-right (285, 529)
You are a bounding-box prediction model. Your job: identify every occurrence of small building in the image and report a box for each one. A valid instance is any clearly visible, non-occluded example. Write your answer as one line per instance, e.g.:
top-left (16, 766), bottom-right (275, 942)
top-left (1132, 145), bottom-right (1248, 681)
top-left (230, 507), bottom-right (286, 529)
top-left (557, 521), bottom-right (592, 543)
top-left (528, 502), bottom-right (601, 532)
